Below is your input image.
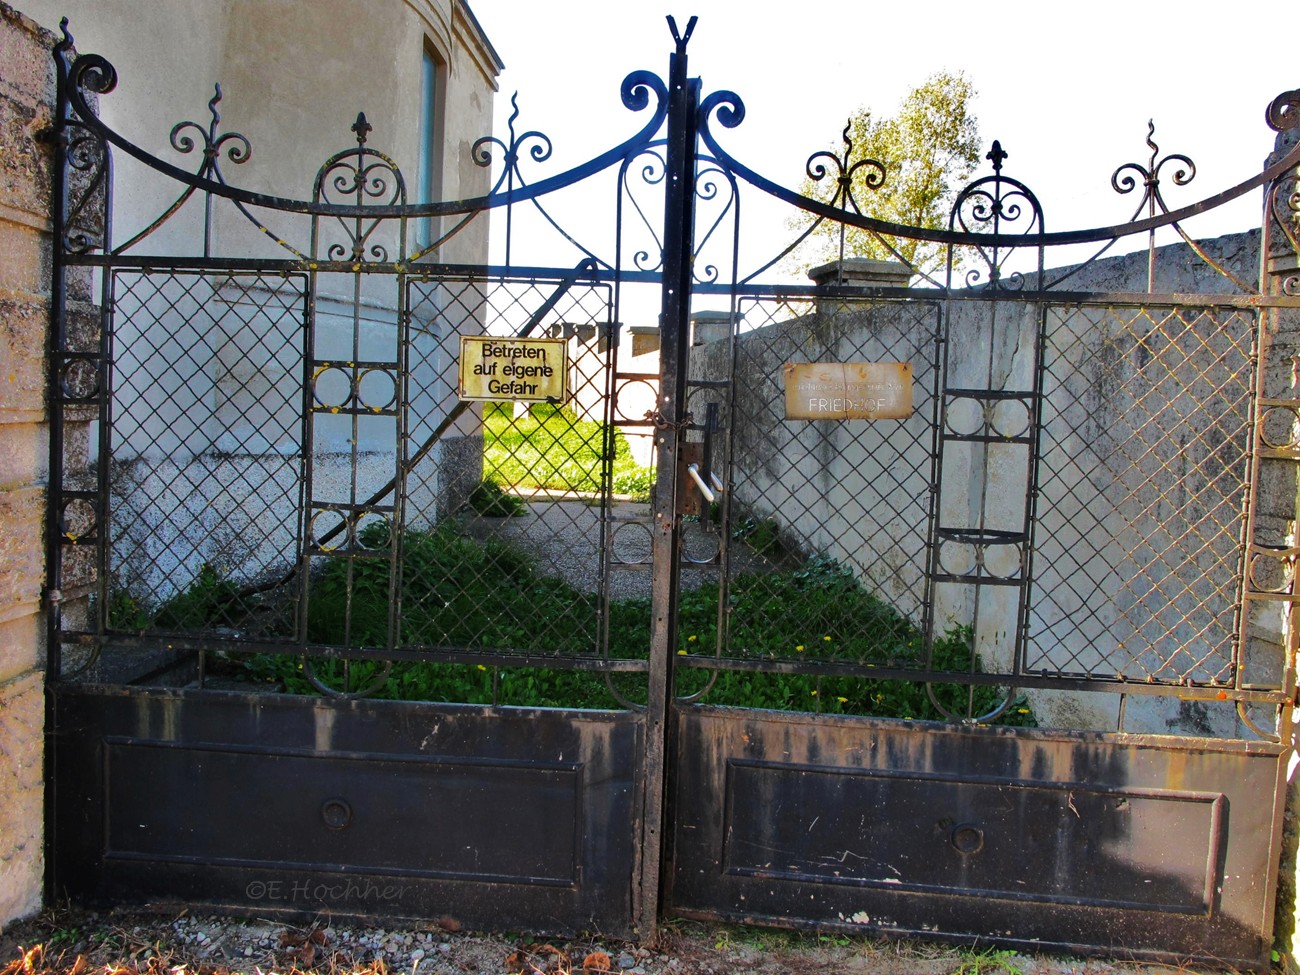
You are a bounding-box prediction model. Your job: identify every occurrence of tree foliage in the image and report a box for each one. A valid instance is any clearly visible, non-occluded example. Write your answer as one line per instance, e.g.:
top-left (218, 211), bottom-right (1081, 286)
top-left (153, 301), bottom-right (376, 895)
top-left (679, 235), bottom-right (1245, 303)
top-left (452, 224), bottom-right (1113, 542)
top-left (797, 70), bottom-right (981, 275)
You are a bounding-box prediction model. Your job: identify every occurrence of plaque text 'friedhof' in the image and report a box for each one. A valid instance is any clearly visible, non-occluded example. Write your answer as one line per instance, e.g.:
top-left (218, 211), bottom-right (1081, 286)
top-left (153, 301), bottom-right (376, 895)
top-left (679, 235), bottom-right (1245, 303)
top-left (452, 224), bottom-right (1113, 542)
top-left (783, 362), bottom-right (912, 420)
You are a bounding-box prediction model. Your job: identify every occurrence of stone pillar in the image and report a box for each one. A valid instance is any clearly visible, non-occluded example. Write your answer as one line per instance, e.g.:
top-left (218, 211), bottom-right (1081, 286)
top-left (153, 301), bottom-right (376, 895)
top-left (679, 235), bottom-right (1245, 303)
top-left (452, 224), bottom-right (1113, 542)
top-left (689, 310), bottom-right (740, 346)
top-left (0, 0), bottom-right (57, 925)
top-left (807, 257), bottom-right (911, 315)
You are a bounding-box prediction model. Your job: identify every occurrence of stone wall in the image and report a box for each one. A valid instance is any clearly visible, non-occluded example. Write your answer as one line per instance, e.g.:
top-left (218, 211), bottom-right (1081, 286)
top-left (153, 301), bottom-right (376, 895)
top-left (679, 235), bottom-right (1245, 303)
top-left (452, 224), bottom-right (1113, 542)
top-left (0, 0), bottom-right (56, 926)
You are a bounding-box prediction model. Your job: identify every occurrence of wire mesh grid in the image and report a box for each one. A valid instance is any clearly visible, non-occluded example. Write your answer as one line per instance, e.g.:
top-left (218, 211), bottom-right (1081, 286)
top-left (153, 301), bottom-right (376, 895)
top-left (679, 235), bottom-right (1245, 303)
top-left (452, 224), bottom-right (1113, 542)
top-left (1031, 303), bottom-right (1257, 685)
top-left (382, 276), bottom-right (630, 656)
top-left (700, 296), bottom-right (946, 671)
top-left (105, 270), bottom-right (307, 637)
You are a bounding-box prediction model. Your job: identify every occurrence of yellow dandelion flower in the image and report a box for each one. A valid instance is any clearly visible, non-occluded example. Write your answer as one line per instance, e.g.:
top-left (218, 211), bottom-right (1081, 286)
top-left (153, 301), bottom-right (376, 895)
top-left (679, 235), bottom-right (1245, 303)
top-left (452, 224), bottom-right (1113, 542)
top-left (795, 644), bottom-right (805, 652)
top-left (688, 634), bottom-right (698, 643)
top-left (677, 649), bottom-right (687, 655)
top-left (476, 664), bottom-right (487, 671)
top-left (823, 635), bottom-right (832, 642)
top-left (837, 696), bottom-right (848, 703)
top-left (810, 689), bottom-right (819, 696)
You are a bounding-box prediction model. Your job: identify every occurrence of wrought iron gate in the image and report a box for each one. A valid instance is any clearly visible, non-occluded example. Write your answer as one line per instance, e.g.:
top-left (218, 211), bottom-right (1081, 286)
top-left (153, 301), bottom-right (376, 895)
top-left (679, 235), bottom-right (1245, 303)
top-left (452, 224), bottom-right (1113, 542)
top-left (45, 16), bottom-right (1300, 968)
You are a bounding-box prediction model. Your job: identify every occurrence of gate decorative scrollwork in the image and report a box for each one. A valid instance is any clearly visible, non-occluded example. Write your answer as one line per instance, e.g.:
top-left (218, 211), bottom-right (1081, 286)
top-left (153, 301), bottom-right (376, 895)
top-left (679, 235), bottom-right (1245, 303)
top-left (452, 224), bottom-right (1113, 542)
top-left (45, 14), bottom-right (1300, 964)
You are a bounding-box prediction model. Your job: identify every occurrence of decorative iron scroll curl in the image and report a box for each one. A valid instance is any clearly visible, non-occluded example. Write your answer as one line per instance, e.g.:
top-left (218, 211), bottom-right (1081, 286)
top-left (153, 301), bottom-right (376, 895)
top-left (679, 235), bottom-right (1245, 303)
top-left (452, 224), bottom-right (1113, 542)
top-left (471, 92), bottom-right (600, 268)
top-left (312, 113), bottom-right (407, 264)
top-left (1267, 88), bottom-right (1300, 134)
top-left (113, 85), bottom-right (260, 256)
top-left (55, 26), bottom-right (114, 254)
top-left (471, 92), bottom-right (553, 191)
top-left (52, 31), bottom-right (671, 263)
top-left (1266, 90), bottom-right (1300, 293)
top-left (621, 143), bottom-right (667, 272)
top-left (471, 72), bottom-right (670, 269)
top-left (1111, 123), bottom-right (1194, 203)
top-left (947, 141), bottom-right (1043, 292)
top-left (799, 122), bottom-right (936, 283)
top-left (690, 158), bottom-right (738, 285)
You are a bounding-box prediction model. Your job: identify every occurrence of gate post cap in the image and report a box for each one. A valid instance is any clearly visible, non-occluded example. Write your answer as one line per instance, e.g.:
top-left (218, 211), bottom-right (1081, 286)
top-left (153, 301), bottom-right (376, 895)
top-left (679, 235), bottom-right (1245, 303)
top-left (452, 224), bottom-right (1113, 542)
top-left (807, 258), bottom-right (912, 289)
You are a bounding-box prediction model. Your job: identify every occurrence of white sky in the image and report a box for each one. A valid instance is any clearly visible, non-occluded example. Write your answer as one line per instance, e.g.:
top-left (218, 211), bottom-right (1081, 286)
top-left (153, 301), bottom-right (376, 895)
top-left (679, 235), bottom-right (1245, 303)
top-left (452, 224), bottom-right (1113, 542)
top-left (469, 0), bottom-right (1294, 293)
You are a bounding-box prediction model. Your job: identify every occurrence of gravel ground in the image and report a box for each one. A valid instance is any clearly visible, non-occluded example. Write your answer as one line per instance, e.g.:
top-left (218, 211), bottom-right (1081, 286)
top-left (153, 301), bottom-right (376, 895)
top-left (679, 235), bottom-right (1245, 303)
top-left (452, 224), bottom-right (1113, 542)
top-left (462, 496), bottom-right (779, 601)
top-left (0, 907), bottom-right (1234, 975)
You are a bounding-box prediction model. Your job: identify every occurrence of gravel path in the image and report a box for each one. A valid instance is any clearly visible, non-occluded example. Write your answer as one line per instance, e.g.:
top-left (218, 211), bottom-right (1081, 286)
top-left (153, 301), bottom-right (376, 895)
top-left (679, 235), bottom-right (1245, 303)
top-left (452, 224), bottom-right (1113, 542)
top-left (0, 907), bottom-right (1225, 975)
top-left (462, 495), bottom-right (779, 601)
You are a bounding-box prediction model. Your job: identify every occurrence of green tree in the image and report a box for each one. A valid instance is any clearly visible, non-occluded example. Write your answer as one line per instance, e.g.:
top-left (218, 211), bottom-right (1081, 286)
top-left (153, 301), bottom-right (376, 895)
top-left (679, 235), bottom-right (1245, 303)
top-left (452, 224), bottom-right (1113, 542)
top-left (797, 70), bottom-right (981, 275)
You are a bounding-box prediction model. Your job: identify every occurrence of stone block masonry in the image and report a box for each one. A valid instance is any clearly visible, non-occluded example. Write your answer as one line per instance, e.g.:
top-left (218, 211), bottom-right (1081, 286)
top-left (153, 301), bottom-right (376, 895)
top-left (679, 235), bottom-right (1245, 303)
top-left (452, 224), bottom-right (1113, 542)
top-left (0, 0), bottom-right (58, 926)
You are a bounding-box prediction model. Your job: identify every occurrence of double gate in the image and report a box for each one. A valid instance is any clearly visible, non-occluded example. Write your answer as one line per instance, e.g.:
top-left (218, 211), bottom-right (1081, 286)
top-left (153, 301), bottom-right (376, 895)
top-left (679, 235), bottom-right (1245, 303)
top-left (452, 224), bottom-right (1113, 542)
top-left (46, 18), bottom-right (1300, 968)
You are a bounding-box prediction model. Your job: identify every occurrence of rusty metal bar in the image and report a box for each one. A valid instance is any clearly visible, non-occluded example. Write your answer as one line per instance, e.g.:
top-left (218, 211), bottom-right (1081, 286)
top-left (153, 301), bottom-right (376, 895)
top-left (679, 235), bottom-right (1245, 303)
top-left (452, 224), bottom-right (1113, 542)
top-left (637, 13), bottom-right (697, 942)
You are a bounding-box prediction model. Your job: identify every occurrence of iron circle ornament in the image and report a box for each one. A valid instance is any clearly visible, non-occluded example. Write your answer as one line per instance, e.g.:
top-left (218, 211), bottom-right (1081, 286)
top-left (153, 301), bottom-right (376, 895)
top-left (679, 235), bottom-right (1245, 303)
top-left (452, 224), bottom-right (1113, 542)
top-left (681, 526), bottom-right (721, 565)
top-left (612, 521), bottom-right (653, 565)
top-left (59, 497), bottom-right (97, 544)
top-left (357, 367), bottom-right (398, 413)
top-left (60, 359), bottom-right (100, 401)
top-left (989, 398), bottom-right (1032, 440)
top-left (1258, 404), bottom-right (1300, 450)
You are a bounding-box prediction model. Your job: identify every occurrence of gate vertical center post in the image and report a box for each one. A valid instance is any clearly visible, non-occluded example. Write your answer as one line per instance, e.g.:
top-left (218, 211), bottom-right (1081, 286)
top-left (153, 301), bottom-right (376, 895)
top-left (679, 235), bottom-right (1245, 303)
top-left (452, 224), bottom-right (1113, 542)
top-left (638, 14), bottom-right (698, 942)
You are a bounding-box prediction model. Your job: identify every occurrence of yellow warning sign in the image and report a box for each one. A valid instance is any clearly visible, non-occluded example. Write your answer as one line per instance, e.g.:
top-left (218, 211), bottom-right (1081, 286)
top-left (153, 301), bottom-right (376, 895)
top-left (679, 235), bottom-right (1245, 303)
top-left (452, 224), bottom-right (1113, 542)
top-left (458, 337), bottom-right (568, 403)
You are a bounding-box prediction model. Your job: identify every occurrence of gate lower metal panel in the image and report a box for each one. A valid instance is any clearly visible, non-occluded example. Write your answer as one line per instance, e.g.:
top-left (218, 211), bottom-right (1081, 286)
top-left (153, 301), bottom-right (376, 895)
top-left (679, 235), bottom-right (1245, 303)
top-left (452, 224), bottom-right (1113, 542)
top-left (51, 685), bottom-right (643, 935)
top-left (668, 706), bottom-right (1284, 967)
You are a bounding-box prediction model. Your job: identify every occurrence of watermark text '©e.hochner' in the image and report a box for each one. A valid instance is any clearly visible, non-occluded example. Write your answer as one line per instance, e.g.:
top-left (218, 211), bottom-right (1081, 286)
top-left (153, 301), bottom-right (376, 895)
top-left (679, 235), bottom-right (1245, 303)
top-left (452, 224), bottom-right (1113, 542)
top-left (244, 879), bottom-right (411, 904)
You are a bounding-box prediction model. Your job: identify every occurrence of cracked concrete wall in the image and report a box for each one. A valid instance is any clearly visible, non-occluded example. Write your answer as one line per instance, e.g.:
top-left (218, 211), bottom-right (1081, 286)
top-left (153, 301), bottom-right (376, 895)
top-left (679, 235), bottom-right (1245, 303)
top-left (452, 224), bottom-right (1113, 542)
top-left (0, 0), bottom-right (56, 926)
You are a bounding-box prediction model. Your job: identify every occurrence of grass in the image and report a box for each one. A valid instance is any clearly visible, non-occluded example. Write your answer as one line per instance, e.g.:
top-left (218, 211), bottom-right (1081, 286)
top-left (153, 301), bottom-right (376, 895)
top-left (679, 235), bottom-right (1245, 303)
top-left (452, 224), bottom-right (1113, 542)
top-left (112, 408), bottom-right (1031, 724)
top-left (240, 524), bottom-right (1034, 725)
top-left (108, 562), bottom-right (246, 632)
top-left (466, 478), bottom-right (529, 517)
top-left (484, 401), bottom-right (653, 499)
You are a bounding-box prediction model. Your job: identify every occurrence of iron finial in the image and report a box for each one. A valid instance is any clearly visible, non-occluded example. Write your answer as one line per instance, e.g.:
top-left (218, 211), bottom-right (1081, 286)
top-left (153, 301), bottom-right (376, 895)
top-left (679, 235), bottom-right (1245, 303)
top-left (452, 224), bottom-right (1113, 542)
top-left (666, 15), bottom-right (697, 55)
top-left (352, 112), bottom-right (372, 146)
top-left (987, 140), bottom-right (1008, 173)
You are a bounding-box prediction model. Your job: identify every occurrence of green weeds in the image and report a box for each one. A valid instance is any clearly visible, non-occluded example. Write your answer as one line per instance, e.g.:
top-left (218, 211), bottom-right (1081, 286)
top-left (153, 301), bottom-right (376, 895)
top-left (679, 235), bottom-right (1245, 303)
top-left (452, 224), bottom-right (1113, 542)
top-left (466, 479), bottom-right (529, 517)
top-left (953, 947), bottom-right (1023, 975)
top-left (243, 524), bottom-right (1033, 725)
top-left (108, 562), bottom-right (245, 632)
top-left (484, 402), bottom-right (653, 501)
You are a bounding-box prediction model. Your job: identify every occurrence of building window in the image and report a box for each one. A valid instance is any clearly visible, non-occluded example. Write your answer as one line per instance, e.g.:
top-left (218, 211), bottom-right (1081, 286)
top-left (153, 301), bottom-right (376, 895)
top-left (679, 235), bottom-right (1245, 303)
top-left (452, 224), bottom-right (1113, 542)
top-left (416, 43), bottom-right (445, 251)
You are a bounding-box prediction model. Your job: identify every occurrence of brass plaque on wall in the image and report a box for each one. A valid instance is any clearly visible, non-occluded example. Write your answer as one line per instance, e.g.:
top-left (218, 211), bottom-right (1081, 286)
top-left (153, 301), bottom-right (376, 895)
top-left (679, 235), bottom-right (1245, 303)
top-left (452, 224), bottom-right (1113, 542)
top-left (783, 362), bottom-right (912, 420)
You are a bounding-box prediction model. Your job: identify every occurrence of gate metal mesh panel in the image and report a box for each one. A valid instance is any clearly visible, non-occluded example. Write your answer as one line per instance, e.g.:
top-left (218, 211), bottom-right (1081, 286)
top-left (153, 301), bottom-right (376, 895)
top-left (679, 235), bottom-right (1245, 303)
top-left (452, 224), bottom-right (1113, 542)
top-left (390, 276), bottom-right (622, 655)
top-left (1031, 304), bottom-right (1256, 684)
top-left (107, 270), bottom-right (307, 637)
top-left (693, 296), bottom-right (943, 670)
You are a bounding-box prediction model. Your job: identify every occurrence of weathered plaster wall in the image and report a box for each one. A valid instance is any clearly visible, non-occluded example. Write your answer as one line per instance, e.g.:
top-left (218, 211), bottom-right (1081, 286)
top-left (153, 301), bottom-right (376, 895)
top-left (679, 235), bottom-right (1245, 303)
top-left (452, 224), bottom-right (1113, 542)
top-left (16, 0), bottom-right (500, 264)
top-left (15, 0), bottom-right (500, 605)
top-left (691, 231), bottom-right (1267, 740)
top-left (0, 0), bottom-right (56, 926)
